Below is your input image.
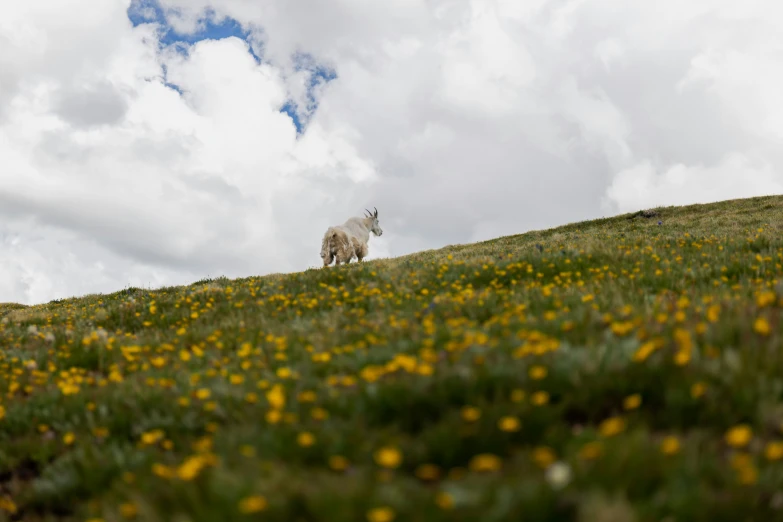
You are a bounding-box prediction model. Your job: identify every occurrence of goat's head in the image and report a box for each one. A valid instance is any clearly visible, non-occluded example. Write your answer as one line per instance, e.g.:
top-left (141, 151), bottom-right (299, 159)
top-left (364, 207), bottom-right (383, 236)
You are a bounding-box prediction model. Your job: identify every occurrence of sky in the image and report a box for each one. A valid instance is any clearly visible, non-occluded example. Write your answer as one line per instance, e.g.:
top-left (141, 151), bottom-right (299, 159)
top-left (1, 0), bottom-right (782, 305)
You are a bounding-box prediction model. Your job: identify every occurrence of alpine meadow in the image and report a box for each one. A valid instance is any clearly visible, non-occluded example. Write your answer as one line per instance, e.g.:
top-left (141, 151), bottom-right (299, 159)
top-left (3, 194), bottom-right (783, 522)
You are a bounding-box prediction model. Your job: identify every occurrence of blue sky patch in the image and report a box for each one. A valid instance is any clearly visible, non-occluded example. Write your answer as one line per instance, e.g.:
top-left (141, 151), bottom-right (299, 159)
top-left (283, 53), bottom-right (338, 134)
top-left (127, 0), bottom-right (257, 60)
top-left (127, 0), bottom-right (337, 135)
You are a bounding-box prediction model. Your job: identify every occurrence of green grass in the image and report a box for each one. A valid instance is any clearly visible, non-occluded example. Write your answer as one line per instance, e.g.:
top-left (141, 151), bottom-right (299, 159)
top-left (2, 194), bottom-right (783, 522)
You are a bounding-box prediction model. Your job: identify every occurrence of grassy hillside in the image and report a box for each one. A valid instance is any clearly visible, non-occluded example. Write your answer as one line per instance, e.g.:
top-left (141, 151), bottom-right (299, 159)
top-left (1, 195), bottom-right (783, 521)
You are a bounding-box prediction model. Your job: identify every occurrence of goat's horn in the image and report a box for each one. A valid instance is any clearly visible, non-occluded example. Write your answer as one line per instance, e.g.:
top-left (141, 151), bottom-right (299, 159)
top-left (365, 208), bottom-right (372, 216)
top-left (374, 207), bottom-right (378, 217)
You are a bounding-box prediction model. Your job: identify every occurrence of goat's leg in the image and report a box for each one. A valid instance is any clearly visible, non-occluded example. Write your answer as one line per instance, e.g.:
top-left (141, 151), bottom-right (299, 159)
top-left (336, 244), bottom-right (351, 265)
top-left (356, 243), bottom-right (369, 262)
top-left (350, 239), bottom-right (365, 262)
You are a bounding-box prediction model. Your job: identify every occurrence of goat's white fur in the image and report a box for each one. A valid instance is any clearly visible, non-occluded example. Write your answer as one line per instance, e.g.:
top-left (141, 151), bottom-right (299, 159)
top-left (320, 208), bottom-right (383, 267)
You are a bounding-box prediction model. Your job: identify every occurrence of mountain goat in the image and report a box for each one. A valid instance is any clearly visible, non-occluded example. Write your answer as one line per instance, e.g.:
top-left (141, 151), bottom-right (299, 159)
top-left (320, 207), bottom-right (383, 267)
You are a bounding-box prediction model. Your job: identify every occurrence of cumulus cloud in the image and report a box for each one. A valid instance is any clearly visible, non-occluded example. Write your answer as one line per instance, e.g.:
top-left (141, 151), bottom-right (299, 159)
top-left (1, 0), bottom-right (782, 304)
top-left (604, 153), bottom-right (783, 213)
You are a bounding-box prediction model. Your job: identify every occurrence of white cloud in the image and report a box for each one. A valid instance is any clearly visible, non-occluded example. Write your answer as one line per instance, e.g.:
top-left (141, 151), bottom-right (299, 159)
top-left (603, 153), bottom-right (783, 214)
top-left (1, 0), bottom-right (782, 304)
top-left (436, 1), bottom-right (537, 117)
top-left (679, 47), bottom-right (783, 142)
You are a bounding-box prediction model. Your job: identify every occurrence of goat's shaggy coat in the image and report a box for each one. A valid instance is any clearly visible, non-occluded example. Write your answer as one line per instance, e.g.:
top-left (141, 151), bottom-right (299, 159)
top-left (320, 209), bottom-right (382, 266)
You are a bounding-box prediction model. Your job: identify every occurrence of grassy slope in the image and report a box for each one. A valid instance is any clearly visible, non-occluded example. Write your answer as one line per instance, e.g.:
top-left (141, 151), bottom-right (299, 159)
top-left (1, 195), bottom-right (783, 521)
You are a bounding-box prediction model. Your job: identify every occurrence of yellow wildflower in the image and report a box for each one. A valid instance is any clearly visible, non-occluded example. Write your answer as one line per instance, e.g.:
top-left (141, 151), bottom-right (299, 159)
top-left (579, 441), bottom-right (603, 460)
top-left (177, 455), bottom-right (207, 481)
top-left (528, 365), bottom-right (547, 380)
top-left (738, 465), bottom-right (758, 484)
top-left (765, 441), bottom-right (783, 460)
top-left (531, 446), bottom-right (556, 468)
top-left (192, 436), bottom-right (213, 453)
top-left (610, 321), bottom-right (634, 336)
top-left (725, 425), bottom-right (753, 448)
top-left (329, 455), bottom-right (349, 471)
top-left (297, 432), bottom-right (315, 447)
top-left (757, 291), bottom-right (776, 308)
top-left (120, 502), bottom-right (137, 518)
top-left (152, 463), bottom-right (174, 478)
top-left (468, 453), bottom-right (502, 472)
top-left (461, 406), bottom-right (481, 422)
top-left (0, 495), bottom-right (17, 514)
top-left (706, 304), bottom-right (720, 323)
top-left (531, 391), bottom-right (549, 406)
top-left (238, 495), bottom-right (268, 513)
top-left (266, 384), bottom-right (286, 409)
top-left (730, 454), bottom-right (758, 485)
top-left (691, 382), bottom-right (706, 398)
top-left (599, 416), bottom-right (626, 437)
top-left (660, 436), bottom-right (680, 455)
top-left (498, 416), bottom-right (521, 432)
top-left (298, 390), bottom-right (317, 403)
top-left (435, 491), bottom-right (454, 510)
top-left (374, 446), bottom-right (402, 469)
top-left (623, 394), bottom-right (642, 410)
top-left (674, 328), bottom-right (692, 351)
top-left (311, 407), bottom-right (329, 420)
top-left (141, 429), bottom-right (165, 446)
top-left (633, 340), bottom-right (659, 362)
top-left (754, 317), bottom-right (771, 335)
top-left (367, 507), bottom-right (396, 522)
top-left (674, 349), bottom-right (691, 366)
